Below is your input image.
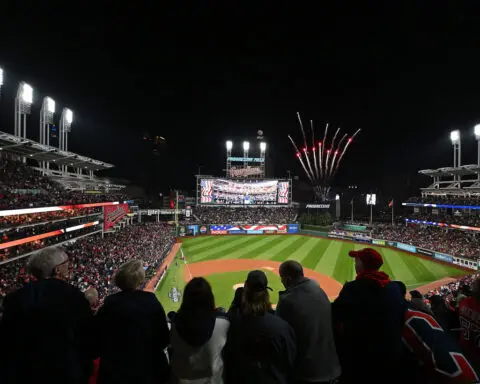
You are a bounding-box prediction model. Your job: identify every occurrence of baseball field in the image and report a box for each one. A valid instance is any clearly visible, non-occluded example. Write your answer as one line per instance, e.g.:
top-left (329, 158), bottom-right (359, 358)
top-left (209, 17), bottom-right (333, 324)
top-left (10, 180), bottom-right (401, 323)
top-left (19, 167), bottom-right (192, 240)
top-left (155, 234), bottom-right (469, 313)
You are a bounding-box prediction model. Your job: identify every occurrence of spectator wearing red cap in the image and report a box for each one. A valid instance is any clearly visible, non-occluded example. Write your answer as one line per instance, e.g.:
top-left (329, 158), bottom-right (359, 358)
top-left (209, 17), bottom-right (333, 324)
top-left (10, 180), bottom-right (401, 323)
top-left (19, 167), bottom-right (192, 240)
top-left (332, 248), bottom-right (406, 384)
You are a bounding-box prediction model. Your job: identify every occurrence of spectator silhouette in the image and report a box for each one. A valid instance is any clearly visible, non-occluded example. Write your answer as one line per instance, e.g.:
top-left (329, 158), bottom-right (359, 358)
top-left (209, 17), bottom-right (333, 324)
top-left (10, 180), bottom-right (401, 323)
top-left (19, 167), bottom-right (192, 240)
top-left (227, 286), bottom-right (244, 316)
top-left (0, 247), bottom-right (93, 384)
top-left (332, 248), bottom-right (406, 384)
top-left (409, 290), bottom-right (434, 315)
top-left (170, 277), bottom-right (230, 383)
top-left (277, 260), bottom-right (341, 384)
top-left (459, 275), bottom-right (480, 371)
top-left (225, 270), bottom-right (297, 384)
top-left (429, 295), bottom-right (460, 337)
top-left (93, 260), bottom-right (170, 384)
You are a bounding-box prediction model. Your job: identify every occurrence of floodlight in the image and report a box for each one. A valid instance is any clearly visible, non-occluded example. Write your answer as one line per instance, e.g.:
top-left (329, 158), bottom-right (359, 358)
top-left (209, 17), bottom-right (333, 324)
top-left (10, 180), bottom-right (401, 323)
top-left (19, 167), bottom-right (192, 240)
top-left (243, 141), bottom-right (250, 151)
top-left (260, 142), bottom-right (267, 152)
top-left (335, 194), bottom-right (340, 201)
top-left (226, 140), bottom-right (233, 150)
top-left (450, 130), bottom-right (460, 143)
top-left (0, 68), bottom-right (3, 86)
top-left (65, 108), bottom-right (73, 123)
top-left (46, 97), bottom-right (55, 113)
top-left (475, 125), bottom-right (480, 139)
top-left (21, 82), bottom-right (33, 104)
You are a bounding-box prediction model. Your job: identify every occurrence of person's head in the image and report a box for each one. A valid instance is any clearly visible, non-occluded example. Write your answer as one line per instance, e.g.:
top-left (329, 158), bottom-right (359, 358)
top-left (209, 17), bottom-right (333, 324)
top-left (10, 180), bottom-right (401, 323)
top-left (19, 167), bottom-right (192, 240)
top-left (179, 277), bottom-right (215, 314)
top-left (348, 248), bottom-right (383, 274)
top-left (394, 281), bottom-right (407, 298)
top-left (231, 286), bottom-right (244, 309)
top-left (114, 260), bottom-right (145, 291)
top-left (409, 290), bottom-right (423, 300)
top-left (242, 270), bottom-right (272, 316)
top-left (429, 295), bottom-right (447, 311)
top-left (279, 260), bottom-right (304, 289)
top-left (27, 247), bottom-right (69, 280)
top-left (84, 287), bottom-right (99, 310)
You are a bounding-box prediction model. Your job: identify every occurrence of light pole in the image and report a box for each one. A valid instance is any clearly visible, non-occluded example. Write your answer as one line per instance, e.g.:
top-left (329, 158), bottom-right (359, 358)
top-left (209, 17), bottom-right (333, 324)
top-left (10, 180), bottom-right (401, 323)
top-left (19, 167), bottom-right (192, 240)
top-left (0, 67), bottom-right (4, 102)
top-left (14, 82), bottom-right (33, 138)
top-left (226, 140), bottom-right (232, 178)
top-left (40, 97), bottom-right (55, 170)
top-left (450, 130), bottom-right (461, 182)
top-left (366, 194), bottom-right (376, 225)
top-left (59, 108), bottom-right (73, 173)
top-left (475, 125), bottom-right (480, 180)
top-left (260, 141), bottom-right (266, 178)
top-left (335, 194), bottom-right (340, 219)
top-left (243, 141), bottom-right (250, 170)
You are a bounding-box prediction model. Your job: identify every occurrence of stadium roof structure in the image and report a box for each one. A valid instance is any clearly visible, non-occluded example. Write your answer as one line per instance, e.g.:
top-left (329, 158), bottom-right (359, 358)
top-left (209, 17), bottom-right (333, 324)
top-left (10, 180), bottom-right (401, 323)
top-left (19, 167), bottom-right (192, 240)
top-left (0, 131), bottom-right (114, 171)
top-left (419, 164), bottom-right (480, 195)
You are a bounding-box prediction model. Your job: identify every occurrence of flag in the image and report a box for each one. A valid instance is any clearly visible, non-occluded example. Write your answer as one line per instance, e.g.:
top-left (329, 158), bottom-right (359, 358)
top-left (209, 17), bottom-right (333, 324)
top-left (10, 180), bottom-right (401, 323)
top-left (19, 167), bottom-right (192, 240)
top-left (388, 200), bottom-right (393, 208)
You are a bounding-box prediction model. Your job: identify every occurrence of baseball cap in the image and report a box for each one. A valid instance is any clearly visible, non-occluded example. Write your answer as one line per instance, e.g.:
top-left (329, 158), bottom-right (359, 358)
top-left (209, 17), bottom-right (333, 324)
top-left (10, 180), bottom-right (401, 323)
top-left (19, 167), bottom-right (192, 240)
top-left (245, 270), bottom-right (272, 292)
top-left (348, 248), bottom-right (383, 270)
top-left (409, 290), bottom-right (423, 299)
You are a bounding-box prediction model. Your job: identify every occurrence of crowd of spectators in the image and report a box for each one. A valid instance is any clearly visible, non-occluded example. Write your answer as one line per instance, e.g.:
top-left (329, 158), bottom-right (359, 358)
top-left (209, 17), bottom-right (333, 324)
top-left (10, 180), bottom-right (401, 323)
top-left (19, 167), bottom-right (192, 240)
top-left (0, 159), bottom-right (128, 209)
top-left (0, 222), bottom-right (174, 302)
top-left (194, 206), bottom-right (297, 224)
top-left (373, 224), bottom-right (480, 260)
top-left (0, 207), bottom-right (101, 230)
top-left (408, 212), bottom-right (480, 228)
top-left (407, 195), bottom-right (480, 206)
top-left (2, 247), bottom-right (479, 383)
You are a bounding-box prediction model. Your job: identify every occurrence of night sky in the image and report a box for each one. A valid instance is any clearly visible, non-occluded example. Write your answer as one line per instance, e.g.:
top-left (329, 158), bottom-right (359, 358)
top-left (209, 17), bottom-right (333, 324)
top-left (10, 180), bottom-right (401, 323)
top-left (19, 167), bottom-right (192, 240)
top-left (2, 2), bottom-right (480, 198)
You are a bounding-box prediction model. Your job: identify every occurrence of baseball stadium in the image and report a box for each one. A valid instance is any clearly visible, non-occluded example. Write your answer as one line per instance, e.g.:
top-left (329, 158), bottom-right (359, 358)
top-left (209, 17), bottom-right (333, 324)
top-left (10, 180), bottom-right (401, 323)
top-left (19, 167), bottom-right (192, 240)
top-left (155, 234), bottom-right (470, 313)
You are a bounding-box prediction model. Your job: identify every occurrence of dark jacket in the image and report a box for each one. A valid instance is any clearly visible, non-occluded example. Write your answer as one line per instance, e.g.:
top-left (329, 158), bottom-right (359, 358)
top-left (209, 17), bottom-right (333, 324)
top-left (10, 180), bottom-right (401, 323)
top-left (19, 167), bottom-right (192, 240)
top-left (94, 290), bottom-right (170, 384)
top-left (0, 278), bottom-right (93, 384)
top-left (225, 311), bottom-right (297, 384)
top-left (276, 278), bottom-right (341, 382)
top-left (332, 274), bottom-right (406, 384)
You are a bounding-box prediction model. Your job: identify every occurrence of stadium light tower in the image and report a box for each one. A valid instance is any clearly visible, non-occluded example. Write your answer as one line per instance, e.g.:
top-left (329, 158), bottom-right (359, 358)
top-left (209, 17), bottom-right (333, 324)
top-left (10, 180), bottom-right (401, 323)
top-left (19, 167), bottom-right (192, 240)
top-left (475, 125), bottom-right (480, 172)
top-left (14, 82), bottom-right (33, 138)
top-left (260, 142), bottom-right (267, 178)
top-left (40, 97), bottom-right (55, 146)
top-left (226, 140), bottom-right (233, 178)
top-left (243, 141), bottom-right (250, 169)
top-left (59, 108), bottom-right (73, 152)
top-left (0, 67), bottom-right (4, 102)
top-left (450, 130), bottom-right (461, 182)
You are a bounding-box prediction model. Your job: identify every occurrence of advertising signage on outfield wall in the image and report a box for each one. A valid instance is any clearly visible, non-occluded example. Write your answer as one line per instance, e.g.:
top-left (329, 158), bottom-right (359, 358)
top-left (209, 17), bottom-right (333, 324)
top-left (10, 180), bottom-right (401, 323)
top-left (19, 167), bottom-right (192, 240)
top-left (229, 230), bottom-right (247, 234)
top-left (372, 239), bottom-right (386, 246)
top-left (396, 243), bottom-right (416, 253)
top-left (417, 248), bottom-right (434, 257)
top-left (247, 230), bottom-right (264, 234)
top-left (434, 253), bottom-right (453, 263)
top-left (288, 224), bottom-right (299, 233)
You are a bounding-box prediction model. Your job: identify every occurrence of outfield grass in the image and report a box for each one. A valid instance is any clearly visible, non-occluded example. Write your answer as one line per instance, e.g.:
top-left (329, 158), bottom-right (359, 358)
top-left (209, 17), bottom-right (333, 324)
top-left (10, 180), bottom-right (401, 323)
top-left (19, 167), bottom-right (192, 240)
top-left (156, 235), bottom-right (469, 312)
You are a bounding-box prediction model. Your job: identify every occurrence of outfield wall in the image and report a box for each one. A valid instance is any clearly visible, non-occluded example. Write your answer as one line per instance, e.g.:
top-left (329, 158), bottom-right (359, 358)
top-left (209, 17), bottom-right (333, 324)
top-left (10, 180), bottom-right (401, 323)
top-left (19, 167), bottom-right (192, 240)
top-left (181, 224), bottom-right (476, 273)
top-left (302, 228), bottom-right (477, 272)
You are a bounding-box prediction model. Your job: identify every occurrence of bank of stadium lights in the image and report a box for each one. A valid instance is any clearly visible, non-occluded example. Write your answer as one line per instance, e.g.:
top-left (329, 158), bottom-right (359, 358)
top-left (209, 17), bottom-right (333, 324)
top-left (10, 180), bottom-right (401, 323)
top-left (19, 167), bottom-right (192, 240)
top-left (226, 140), bottom-right (233, 150)
top-left (450, 130), bottom-right (461, 174)
top-left (243, 141), bottom-right (250, 151)
top-left (15, 82), bottom-right (34, 138)
top-left (46, 97), bottom-right (55, 113)
top-left (260, 142), bottom-right (267, 152)
top-left (475, 125), bottom-right (480, 170)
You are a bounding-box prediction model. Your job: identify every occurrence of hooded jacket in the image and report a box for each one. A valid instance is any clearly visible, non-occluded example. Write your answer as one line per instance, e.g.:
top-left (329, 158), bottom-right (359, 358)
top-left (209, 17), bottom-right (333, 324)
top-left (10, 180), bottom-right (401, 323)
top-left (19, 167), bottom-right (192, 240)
top-left (276, 278), bottom-right (341, 382)
top-left (170, 311), bottom-right (230, 384)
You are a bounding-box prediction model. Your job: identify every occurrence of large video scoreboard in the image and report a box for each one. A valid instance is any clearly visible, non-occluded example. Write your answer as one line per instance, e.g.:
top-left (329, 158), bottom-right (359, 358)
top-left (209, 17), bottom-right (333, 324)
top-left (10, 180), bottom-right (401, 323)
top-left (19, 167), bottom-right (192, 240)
top-left (198, 178), bottom-right (291, 206)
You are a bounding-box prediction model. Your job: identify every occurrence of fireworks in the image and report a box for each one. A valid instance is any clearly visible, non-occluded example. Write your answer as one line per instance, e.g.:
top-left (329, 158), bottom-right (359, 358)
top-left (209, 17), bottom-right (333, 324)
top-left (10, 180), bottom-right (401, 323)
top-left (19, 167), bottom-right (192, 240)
top-left (288, 112), bottom-right (360, 201)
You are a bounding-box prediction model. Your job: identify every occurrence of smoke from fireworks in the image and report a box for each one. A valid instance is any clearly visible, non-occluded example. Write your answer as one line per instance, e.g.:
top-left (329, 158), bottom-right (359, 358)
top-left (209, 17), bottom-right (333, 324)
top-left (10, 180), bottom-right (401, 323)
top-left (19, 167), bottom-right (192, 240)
top-left (288, 113), bottom-right (361, 201)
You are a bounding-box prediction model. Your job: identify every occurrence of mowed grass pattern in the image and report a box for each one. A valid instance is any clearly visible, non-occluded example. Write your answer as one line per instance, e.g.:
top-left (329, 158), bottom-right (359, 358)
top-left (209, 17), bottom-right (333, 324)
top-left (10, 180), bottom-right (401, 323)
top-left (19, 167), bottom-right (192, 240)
top-left (181, 235), bottom-right (468, 288)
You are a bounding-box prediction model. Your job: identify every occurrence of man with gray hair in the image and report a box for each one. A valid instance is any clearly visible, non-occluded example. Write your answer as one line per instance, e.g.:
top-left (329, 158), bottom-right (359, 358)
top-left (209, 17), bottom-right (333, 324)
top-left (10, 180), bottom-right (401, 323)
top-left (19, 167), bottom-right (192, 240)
top-left (0, 247), bottom-right (93, 384)
top-left (277, 260), bottom-right (341, 384)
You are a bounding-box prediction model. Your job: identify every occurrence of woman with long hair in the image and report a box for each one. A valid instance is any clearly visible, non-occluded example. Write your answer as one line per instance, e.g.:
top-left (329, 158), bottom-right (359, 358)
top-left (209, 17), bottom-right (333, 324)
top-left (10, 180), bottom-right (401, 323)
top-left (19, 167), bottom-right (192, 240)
top-left (170, 277), bottom-right (229, 384)
top-left (225, 270), bottom-right (296, 384)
